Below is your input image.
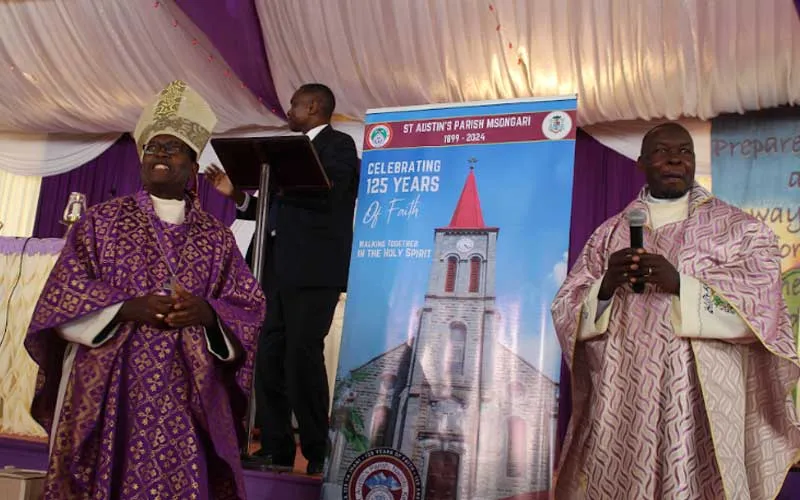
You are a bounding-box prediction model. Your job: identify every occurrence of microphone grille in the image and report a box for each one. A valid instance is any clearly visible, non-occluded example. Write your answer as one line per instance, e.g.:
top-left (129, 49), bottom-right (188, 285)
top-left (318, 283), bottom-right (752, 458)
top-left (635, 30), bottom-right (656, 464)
top-left (627, 208), bottom-right (647, 227)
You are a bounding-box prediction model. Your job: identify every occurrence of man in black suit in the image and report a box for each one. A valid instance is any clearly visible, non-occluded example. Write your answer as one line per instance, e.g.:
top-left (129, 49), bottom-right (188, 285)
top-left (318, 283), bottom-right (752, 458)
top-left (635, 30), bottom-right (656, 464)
top-left (206, 83), bottom-right (358, 475)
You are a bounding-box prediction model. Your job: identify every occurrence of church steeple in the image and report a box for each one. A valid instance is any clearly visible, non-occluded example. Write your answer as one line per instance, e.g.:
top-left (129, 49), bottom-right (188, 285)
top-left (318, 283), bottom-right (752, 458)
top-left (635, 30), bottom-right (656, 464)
top-left (447, 160), bottom-right (485, 230)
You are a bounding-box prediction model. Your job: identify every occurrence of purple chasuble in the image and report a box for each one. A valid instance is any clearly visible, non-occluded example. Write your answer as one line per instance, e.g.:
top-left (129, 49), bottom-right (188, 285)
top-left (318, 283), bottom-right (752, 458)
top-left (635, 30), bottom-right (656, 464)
top-left (25, 191), bottom-right (265, 499)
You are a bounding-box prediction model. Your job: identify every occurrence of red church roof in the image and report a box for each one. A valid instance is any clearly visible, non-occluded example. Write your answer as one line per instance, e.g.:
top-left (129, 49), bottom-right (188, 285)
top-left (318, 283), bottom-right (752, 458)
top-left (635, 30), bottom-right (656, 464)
top-left (447, 168), bottom-right (485, 229)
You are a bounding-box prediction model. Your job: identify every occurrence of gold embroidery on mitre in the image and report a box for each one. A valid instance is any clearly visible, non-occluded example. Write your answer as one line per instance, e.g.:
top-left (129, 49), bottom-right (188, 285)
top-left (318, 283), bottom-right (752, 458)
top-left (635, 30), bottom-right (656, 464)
top-left (153, 80), bottom-right (186, 120)
top-left (133, 80), bottom-right (217, 159)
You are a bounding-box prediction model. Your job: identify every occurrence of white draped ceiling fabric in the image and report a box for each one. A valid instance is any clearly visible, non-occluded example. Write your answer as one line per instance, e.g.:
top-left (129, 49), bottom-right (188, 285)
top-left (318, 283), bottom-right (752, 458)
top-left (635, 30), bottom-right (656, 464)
top-left (0, 0), bottom-right (283, 176)
top-left (0, 0), bottom-right (282, 135)
top-left (0, 133), bottom-right (121, 177)
top-left (257, 0), bottom-right (800, 125)
top-left (0, 0), bottom-right (797, 233)
top-left (0, 0), bottom-right (284, 235)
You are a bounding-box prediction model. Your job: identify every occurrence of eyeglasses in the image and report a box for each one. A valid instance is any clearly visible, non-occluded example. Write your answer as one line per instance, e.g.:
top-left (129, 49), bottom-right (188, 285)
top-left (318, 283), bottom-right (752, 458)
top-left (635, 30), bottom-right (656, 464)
top-left (143, 143), bottom-right (188, 156)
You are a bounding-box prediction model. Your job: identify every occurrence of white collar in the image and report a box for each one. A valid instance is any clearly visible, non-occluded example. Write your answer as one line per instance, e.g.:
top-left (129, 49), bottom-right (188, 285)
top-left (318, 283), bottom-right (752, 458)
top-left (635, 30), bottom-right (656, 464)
top-left (305, 124), bottom-right (328, 141)
top-left (645, 191), bottom-right (689, 205)
top-left (149, 194), bottom-right (184, 206)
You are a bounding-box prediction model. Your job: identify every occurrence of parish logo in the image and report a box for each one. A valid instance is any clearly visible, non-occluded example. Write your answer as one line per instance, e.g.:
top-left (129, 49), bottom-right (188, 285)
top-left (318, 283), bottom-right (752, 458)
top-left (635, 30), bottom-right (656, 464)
top-left (342, 448), bottom-right (421, 500)
top-left (542, 111), bottom-right (572, 140)
top-left (367, 124), bottom-right (392, 149)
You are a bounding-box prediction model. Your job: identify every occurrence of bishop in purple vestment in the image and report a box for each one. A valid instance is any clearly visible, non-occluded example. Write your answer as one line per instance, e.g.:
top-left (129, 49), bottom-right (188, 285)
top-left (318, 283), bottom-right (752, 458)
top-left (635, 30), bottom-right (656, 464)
top-left (25, 81), bottom-right (266, 499)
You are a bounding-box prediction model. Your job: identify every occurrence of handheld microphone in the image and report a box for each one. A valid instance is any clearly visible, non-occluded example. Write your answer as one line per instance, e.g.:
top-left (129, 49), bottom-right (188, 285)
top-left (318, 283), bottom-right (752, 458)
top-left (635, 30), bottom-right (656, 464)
top-left (627, 209), bottom-right (647, 293)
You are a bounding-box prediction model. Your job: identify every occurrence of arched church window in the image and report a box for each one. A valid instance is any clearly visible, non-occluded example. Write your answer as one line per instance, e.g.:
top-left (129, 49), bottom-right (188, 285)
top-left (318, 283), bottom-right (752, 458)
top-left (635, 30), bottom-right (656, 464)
top-left (468, 256), bottom-right (481, 292)
top-left (506, 416), bottom-right (527, 477)
top-left (448, 322), bottom-right (467, 374)
top-left (370, 405), bottom-right (391, 447)
top-left (445, 256), bottom-right (458, 292)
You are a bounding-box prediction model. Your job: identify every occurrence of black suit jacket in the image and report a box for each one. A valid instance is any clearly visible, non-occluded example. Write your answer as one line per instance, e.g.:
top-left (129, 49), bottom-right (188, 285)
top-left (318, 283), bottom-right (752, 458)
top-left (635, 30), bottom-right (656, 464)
top-left (239, 125), bottom-right (359, 290)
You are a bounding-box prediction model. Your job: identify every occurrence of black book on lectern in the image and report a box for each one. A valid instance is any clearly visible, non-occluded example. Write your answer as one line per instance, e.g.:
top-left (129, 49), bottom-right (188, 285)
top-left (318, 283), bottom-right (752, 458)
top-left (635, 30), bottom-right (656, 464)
top-left (209, 136), bottom-right (331, 191)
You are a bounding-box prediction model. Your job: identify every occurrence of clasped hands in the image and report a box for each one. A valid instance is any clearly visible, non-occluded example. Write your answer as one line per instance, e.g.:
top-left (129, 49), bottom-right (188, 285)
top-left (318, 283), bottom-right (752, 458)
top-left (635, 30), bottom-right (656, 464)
top-left (598, 248), bottom-right (680, 300)
top-left (117, 285), bottom-right (215, 329)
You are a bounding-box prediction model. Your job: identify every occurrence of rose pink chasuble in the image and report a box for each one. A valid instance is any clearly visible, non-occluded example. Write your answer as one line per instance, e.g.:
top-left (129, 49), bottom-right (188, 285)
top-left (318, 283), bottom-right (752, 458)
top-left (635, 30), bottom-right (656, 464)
top-left (552, 185), bottom-right (800, 499)
top-left (25, 192), bottom-right (265, 499)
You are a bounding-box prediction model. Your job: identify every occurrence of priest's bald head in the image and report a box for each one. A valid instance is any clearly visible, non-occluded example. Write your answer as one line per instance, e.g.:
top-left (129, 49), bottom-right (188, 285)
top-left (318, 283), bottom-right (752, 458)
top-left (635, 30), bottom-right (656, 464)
top-left (637, 122), bottom-right (696, 200)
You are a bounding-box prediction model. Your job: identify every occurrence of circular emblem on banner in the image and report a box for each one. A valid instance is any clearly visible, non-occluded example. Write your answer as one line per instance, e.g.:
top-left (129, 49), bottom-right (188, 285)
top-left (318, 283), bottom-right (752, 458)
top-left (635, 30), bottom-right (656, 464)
top-left (541, 111), bottom-right (573, 140)
top-left (342, 448), bottom-right (421, 500)
top-left (367, 124), bottom-right (392, 149)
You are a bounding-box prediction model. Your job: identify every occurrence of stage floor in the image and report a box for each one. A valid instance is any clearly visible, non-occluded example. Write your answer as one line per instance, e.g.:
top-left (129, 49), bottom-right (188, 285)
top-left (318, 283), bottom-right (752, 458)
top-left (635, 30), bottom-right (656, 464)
top-left (0, 434), bottom-right (322, 500)
top-left (4, 433), bottom-right (800, 499)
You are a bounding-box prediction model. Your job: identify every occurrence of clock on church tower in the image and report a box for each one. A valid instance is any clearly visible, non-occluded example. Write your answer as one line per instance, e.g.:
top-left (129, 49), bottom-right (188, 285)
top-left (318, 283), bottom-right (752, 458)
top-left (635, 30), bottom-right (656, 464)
top-left (456, 237), bottom-right (474, 253)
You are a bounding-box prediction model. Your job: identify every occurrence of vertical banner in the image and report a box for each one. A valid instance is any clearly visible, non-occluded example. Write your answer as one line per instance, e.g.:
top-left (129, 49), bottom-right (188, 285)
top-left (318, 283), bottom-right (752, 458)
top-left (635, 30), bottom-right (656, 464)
top-left (322, 97), bottom-right (577, 500)
top-left (710, 110), bottom-right (800, 354)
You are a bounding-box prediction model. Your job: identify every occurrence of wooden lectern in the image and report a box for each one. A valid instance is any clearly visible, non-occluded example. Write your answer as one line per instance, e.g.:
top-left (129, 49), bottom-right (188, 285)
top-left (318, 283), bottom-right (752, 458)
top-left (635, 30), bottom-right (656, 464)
top-left (209, 136), bottom-right (331, 458)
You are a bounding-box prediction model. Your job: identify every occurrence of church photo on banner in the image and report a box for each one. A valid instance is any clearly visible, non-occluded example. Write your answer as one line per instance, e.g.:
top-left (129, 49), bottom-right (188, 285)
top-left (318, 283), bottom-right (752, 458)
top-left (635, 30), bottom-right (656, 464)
top-left (322, 97), bottom-right (577, 500)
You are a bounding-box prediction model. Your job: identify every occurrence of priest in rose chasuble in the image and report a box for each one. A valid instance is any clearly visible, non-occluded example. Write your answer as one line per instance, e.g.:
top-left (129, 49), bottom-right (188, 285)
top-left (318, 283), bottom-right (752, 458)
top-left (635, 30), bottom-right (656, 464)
top-left (25, 80), bottom-right (266, 499)
top-left (552, 123), bottom-right (800, 499)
